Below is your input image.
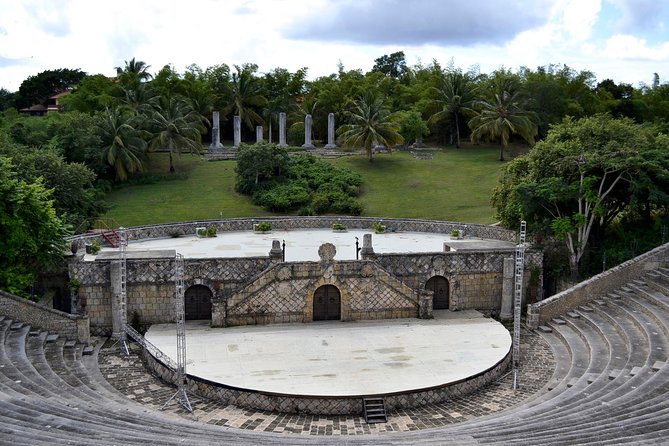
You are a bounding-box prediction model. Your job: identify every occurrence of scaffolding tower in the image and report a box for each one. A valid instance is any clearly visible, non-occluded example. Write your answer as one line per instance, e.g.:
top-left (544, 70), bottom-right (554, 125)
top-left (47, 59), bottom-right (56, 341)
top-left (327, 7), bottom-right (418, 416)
top-left (114, 227), bottom-right (129, 356)
top-left (512, 221), bottom-right (527, 390)
top-left (162, 253), bottom-right (193, 412)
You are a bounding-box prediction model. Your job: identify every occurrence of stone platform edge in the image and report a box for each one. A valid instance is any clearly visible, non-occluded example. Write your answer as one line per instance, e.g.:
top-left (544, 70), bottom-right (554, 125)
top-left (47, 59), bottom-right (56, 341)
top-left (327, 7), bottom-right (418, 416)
top-left (140, 343), bottom-right (511, 415)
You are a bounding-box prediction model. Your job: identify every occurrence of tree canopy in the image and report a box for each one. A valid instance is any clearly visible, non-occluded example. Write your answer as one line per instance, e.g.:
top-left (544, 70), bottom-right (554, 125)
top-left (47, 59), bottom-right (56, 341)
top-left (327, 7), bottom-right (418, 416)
top-left (0, 156), bottom-right (68, 296)
top-left (492, 114), bottom-right (669, 279)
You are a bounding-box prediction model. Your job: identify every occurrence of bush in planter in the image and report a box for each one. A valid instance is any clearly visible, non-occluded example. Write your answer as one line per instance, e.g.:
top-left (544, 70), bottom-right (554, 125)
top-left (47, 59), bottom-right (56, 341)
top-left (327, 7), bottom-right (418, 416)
top-left (254, 222), bottom-right (272, 232)
top-left (90, 239), bottom-right (101, 254)
top-left (451, 229), bottom-right (461, 238)
top-left (332, 222), bottom-right (347, 231)
top-left (206, 227), bottom-right (217, 237)
top-left (374, 222), bottom-right (386, 234)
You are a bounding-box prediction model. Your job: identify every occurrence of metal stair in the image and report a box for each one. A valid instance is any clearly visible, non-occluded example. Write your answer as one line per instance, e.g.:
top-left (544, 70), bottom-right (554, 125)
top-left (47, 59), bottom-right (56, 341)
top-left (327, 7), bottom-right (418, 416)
top-left (363, 397), bottom-right (387, 424)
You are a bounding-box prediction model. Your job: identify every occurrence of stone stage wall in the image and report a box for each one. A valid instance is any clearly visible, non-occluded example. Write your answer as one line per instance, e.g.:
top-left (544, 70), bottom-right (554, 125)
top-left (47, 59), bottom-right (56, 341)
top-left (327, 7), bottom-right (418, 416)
top-left (141, 345), bottom-right (511, 415)
top-left (66, 217), bottom-right (540, 333)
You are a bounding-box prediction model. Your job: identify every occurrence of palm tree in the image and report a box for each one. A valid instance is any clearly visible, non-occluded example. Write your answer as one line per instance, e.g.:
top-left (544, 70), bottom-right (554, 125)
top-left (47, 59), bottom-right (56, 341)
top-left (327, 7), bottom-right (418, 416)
top-left (428, 68), bottom-right (478, 148)
top-left (223, 65), bottom-right (267, 131)
top-left (115, 58), bottom-right (152, 89)
top-left (147, 96), bottom-right (205, 172)
top-left (337, 92), bottom-right (404, 161)
top-left (97, 108), bottom-right (148, 181)
top-left (468, 89), bottom-right (538, 161)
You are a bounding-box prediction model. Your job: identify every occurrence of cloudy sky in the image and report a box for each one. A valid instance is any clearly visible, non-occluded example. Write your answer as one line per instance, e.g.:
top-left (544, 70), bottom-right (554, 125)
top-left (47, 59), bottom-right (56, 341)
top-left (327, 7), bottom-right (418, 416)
top-left (1, 0), bottom-right (668, 92)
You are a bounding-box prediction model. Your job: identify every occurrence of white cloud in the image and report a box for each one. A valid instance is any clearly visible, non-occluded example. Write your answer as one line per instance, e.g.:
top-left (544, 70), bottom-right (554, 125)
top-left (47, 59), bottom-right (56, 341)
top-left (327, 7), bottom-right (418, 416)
top-left (0, 0), bottom-right (668, 91)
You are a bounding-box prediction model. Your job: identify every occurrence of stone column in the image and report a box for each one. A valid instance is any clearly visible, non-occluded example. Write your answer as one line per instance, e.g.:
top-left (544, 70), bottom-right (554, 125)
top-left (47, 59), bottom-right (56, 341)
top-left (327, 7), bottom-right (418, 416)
top-left (278, 112), bottom-right (288, 147)
top-left (233, 116), bottom-right (241, 149)
top-left (256, 125), bottom-right (263, 143)
top-left (500, 257), bottom-right (515, 321)
top-left (110, 261), bottom-right (125, 339)
top-left (209, 111), bottom-right (223, 151)
top-left (360, 233), bottom-right (375, 260)
top-left (324, 112), bottom-right (337, 148)
top-left (302, 114), bottom-right (315, 148)
top-left (418, 289), bottom-right (434, 319)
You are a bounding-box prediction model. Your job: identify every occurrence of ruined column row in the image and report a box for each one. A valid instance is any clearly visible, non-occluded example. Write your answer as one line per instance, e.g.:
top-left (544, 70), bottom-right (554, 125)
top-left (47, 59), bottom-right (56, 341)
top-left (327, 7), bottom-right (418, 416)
top-left (211, 112), bottom-right (337, 151)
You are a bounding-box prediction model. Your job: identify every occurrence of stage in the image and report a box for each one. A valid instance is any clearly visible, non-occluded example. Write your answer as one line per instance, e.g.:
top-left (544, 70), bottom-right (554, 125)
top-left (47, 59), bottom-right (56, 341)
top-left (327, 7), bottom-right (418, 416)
top-left (145, 310), bottom-right (511, 398)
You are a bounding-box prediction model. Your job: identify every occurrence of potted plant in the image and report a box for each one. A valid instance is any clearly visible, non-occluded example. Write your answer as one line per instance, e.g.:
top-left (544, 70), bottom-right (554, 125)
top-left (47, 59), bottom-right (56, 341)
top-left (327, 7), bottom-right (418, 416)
top-left (374, 221), bottom-right (386, 234)
top-left (450, 229), bottom-right (462, 239)
top-left (254, 222), bottom-right (272, 233)
top-left (332, 222), bottom-right (348, 232)
top-left (206, 227), bottom-right (217, 237)
top-left (90, 239), bottom-right (101, 254)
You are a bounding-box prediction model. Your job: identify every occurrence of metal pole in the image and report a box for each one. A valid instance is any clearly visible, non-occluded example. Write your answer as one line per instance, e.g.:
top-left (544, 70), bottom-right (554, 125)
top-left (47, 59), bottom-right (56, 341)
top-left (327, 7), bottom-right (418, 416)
top-left (355, 237), bottom-right (360, 260)
top-left (512, 221), bottom-right (526, 390)
top-left (282, 240), bottom-right (286, 262)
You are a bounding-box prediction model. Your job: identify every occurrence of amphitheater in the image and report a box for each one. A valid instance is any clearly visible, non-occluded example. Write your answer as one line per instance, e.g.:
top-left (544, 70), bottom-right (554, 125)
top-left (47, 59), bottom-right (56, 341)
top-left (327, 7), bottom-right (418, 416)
top-left (1, 217), bottom-right (669, 445)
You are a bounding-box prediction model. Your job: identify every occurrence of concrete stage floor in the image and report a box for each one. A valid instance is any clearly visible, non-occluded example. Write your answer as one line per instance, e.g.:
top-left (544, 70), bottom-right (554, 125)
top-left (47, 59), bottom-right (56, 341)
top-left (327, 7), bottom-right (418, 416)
top-left (145, 310), bottom-right (511, 397)
top-left (98, 229), bottom-right (515, 261)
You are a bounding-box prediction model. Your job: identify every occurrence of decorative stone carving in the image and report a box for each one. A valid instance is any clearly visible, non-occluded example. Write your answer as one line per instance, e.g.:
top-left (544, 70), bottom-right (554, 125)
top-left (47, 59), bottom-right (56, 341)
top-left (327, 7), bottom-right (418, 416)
top-left (500, 257), bottom-right (515, 321)
top-left (360, 234), bottom-right (375, 259)
top-left (318, 242), bottom-right (336, 261)
top-left (302, 114), bottom-right (315, 148)
top-left (269, 240), bottom-right (283, 260)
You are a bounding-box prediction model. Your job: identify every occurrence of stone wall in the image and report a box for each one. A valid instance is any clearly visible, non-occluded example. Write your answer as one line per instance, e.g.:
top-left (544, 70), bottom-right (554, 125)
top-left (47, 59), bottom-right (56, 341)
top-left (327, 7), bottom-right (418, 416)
top-left (141, 345), bottom-right (510, 415)
top-left (527, 242), bottom-right (669, 328)
top-left (224, 260), bottom-right (418, 326)
top-left (68, 217), bottom-right (517, 250)
top-left (0, 290), bottom-right (90, 343)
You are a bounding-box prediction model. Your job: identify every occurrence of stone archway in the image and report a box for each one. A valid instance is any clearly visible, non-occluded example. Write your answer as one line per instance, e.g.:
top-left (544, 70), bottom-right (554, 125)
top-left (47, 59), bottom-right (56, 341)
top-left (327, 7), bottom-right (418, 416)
top-left (426, 276), bottom-right (450, 310)
top-left (184, 284), bottom-right (213, 320)
top-left (313, 284), bottom-right (341, 321)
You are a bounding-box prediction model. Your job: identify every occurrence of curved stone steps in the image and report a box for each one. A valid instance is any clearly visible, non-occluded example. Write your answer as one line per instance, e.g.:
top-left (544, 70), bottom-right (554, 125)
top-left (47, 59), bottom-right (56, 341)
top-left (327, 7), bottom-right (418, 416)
top-left (458, 292), bottom-right (660, 440)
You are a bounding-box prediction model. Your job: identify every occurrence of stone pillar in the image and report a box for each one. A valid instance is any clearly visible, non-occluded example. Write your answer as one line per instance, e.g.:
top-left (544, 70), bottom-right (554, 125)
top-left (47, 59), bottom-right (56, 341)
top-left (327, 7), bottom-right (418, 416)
top-left (360, 234), bottom-right (375, 260)
top-left (233, 116), bottom-right (241, 149)
top-left (110, 261), bottom-right (125, 339)
top-left (278, 112), bottom-right (288, 147)
top-left (209, 111), bottom-right (223, 151)
top-left (256, 125), bottom-right (263, 143)
top-left (501, 257), bottom-right (515, 321)
top-left (269, 240), bottom-right (283, 262)
top-left (418, 289), bottom-right (433, 319)
top-left (324, 112), bottom-right (337, 148)
top-left (302, 114), bottom-right (315, 148)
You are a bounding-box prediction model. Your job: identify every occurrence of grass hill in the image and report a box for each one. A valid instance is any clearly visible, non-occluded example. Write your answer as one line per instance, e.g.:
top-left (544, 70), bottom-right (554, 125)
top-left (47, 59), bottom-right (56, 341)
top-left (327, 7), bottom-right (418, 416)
top-left (103, 145), bottom-right (506, 227)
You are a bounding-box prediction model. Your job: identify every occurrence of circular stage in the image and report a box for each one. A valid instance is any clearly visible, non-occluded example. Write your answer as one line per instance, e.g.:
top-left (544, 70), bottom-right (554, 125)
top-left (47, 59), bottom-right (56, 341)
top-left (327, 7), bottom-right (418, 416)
top-left (145, 310), bottom-right (511, 404)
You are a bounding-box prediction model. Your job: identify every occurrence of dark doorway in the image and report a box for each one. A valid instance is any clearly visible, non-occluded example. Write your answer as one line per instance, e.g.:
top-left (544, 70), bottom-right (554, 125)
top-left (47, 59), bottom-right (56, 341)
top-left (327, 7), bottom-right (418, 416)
top-left (426, 276), bottom-right (450, 310)
top-left (184, 285), bottom-right (212, 320)
top-left (313, 285), bottom-right (341, 321)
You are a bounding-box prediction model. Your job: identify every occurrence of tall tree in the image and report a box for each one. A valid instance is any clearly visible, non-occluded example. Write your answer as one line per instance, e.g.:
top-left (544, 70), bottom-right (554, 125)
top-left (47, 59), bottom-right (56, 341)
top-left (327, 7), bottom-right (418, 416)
top-left (0, 156), bottom-right (68, 296)
top-left (223, 64), bottom-right (267, 131)
top-left (115, 58), bottom-right (152, 89)
top-left (492, 114), bottom-right (661, 280)
top-left (337, 92), bottom-right (404, 161)
top-left (469, 88), bottom-right (538, 161)
top-left (147, 96), bottom-right (206, 172)
top-left (14, 68), bottom-right (86, 109)
top-left (428, 67), bottom-right (478, 147)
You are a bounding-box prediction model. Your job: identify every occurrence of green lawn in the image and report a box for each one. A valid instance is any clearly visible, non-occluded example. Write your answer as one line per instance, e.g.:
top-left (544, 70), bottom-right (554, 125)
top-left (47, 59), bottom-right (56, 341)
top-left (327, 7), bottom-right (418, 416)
top-left (103, 146), bottom-right (505, 227)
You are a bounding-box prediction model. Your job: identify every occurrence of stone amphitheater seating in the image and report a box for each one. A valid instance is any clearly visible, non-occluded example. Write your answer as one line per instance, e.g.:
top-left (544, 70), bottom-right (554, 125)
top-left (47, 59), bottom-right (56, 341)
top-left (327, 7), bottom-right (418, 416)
top-left (2, 269), bottom-right (669, 444)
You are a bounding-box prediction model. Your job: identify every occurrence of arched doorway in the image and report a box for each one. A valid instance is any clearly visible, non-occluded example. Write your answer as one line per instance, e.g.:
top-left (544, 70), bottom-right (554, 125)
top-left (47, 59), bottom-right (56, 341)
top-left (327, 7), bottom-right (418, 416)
top-left (426, 276), bottom-right (450, 310)
top-left (313, 285), bottom-right (341, 321)
top-left (184, 285), bottom-right (212, 320)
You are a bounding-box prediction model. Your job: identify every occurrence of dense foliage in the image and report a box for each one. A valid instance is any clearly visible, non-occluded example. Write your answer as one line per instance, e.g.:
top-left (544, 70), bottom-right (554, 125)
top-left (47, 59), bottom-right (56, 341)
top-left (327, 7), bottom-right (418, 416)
top-left (235, 143), bottom-right (362, 214)
top-left (0, 157), bottom-right (68, 296)
top-left (492, 114), bottom-right (669, 280)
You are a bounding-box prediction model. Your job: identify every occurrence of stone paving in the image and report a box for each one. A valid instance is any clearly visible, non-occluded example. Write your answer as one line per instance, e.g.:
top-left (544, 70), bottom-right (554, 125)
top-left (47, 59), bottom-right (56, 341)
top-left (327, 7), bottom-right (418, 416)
top-left (98, 327), bottom-right (554, 436)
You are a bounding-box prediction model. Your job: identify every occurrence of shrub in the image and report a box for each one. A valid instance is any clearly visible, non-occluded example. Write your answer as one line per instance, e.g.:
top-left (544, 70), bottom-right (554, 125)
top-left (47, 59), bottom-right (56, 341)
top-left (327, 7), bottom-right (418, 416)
top-left (90, 239), bottom-right (101, 254)
top-left (332, 222), bottom-right (347, 231)
top-left (374, 222), bottom-right (386, 234)
top-left (254, 222), bottom-right (272, 232)
top-left (254, 184), bottom-right (311, 212)
top-left (451, 229), bottom-right (460, 237)
top-left (206, 227), bottom-right (217, 237)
